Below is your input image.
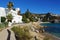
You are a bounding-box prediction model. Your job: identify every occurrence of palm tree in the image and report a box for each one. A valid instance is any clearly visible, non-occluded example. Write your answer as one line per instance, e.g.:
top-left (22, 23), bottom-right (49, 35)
top-left (7, 2), bottom-right (14, 9)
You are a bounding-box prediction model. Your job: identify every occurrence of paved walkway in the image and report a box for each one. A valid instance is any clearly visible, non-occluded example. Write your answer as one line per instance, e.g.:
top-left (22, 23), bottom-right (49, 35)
top-left (0, 26), bottom-right (16, 40)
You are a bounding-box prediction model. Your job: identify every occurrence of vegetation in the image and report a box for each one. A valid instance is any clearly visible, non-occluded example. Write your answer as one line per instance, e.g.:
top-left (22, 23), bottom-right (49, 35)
top-left (0, 17), bottom-right (8, 30)
top-left (0, 23), bottom-right (5, 29)
top-left (22, 15), bottom-right (30, 23)
top-left (6, 14), bottom-right (13, 22)
top-left (1, 17), bottom-right (6, 22)
top-left (11, 26), bottom-right (32, 40)
top-left (7, 2), bottom-right (14, 9)
top-left (3, 22), bottom-right (8, 27)
top-left (22, 9), bottom-right (38, 23)
top-left (0, 22), bottom-right (8, 30)
top-left (42, 13), bottom-right (53, 22)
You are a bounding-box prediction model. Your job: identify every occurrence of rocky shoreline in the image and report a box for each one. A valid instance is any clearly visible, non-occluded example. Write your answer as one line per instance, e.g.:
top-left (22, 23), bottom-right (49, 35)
top-left (12, 22), bottom-right (60, 40)
top-left (40, 22), bottom-right (60, 40)
top-left (42, 32), bottom-right (60, 40)
top-left (12, 22), bottom-right (45, 40)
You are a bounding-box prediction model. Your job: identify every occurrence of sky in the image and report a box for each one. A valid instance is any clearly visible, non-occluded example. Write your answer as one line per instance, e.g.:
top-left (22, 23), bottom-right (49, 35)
top-left (0, 0), bottom-right (60, 14)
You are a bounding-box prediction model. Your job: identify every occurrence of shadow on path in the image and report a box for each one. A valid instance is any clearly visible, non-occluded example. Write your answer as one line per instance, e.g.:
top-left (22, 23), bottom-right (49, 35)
top-left (7, 29), bottom-right (11, 40)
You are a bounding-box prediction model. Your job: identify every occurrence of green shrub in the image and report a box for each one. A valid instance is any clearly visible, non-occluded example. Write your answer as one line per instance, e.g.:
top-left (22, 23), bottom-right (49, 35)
top-left (29, 17), bottom-right (36, 22)
top-left (3, 22), bottom-right (8, 27)
top-left (6, 14), bottom-right (13, 22)
top-left (0, 23), bottom-right (5, 29)
top-left (22, 9), bottom-right (38, 23)
top-left (0, 22), bottom-right (8, 29)
top-left (1, 17), bottom-right (6, 22)
top-left (22, 16), bottom-right (30, 23)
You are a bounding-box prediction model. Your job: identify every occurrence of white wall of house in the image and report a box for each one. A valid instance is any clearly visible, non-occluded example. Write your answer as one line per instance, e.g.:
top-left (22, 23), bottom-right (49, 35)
top-left (0, 7), bottom-right (6, 23)
top-left (12, 15), bottom-right (22, 23)
top-left (0, 7), bottom-right (6, 17)
top-left (0, 7), bottom-right (22, 23)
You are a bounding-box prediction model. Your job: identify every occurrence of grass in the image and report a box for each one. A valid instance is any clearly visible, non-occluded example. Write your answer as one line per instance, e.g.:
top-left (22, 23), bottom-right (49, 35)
top-left (0, 22), bottom-right (8, 31)
top-left (11, 26), bottom-right (32, 40)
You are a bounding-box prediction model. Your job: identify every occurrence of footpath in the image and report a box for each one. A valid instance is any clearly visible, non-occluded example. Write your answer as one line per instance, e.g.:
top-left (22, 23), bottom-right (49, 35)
top-left (0, 26), bottom-right (16, 40)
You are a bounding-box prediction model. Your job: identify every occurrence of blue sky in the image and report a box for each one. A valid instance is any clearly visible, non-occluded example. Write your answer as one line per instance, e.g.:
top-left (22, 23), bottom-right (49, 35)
top-left (0, 0), bottom-right (60, 14)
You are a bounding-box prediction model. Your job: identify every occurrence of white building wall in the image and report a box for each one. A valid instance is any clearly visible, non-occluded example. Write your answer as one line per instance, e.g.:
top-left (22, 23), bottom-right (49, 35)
top-left (12, 15), bottom-right (22, 23)
top-left (0, 7), bottom-right (6, 23)
top-left (0, 7), bottom-right (6, 17)
top-left (0, 7), bottom-right (22, 23)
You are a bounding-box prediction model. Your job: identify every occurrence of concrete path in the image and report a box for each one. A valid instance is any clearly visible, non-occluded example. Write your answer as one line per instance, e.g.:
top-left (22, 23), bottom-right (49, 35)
top-left (0, 29), bottom-right (8, 40)
top-left (0, 26), bottom-right (16, 40)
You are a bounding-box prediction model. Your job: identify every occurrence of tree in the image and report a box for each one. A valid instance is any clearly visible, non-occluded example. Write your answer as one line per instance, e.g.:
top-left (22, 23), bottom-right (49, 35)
top-left (24, 9), bottom-right (31, 18)
top-left (22, 15), bottom-right (30, 23)
top-left (6, 14), bottom-right (13, 22)
top-left (7, 2), bottom-right (14, 9)
top-left (22, 9), bottom-right (31, 23)
top-left (42, 13), bottom-right (52, 22)
top-left (22, 9), bottom-right (37, 23)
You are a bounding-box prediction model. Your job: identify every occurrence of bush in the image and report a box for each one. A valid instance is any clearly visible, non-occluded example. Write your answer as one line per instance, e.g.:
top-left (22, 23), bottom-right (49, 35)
top-left (29, 17), bottom-right (36, 22)
top-left (22, 16), bottom-right (30, 23)
top-left (6, 14), bottom-right (13, 22)
top-left (0, 23), bottom-right (5, 29)
top-left (0, 22), bottom-right (8, 30)
top-left (22, 9), bottom-right (38, 23)
top-left (3, 22), bottom-right (8, 27)
top-left (1, 17), bottom-right (6, 22)
top-left (11, 26), bottom-right (32, 40)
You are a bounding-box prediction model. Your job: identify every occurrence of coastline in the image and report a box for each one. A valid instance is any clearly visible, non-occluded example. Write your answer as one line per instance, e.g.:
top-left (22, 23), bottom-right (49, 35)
top-left (42, 32), bottom-right (60, 40)
top-left (40, 22), bottom-right (50, 24)
top-left (31, 22), bottom-right (60, 40)
top-left (12, 22), bottom-right (60, 40)
top-left (40, 22), bottom-right (60, 40)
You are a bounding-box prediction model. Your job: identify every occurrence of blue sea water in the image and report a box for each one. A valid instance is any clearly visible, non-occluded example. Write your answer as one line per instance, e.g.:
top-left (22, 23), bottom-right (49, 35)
top-left (40, 23), bottom-right (60, 38)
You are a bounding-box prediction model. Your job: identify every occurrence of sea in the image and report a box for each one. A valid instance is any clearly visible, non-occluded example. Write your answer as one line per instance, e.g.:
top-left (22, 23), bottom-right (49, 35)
top-left (40, 23), bottom-right (60, 38)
